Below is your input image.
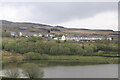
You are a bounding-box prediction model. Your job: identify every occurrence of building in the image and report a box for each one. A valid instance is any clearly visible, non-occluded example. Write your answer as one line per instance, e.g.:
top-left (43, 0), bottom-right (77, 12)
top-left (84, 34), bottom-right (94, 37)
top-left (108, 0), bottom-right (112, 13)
top-left (61, 35), bottom-right (66, 40)
top-left (61, 35), bottom-right (112, 41)
top-left (18, 32), bottom-right (56, 38)
top-left (11, 32), bottom-right (18, 37)
top-left (38, 33), bottom-right (43, 37)
top-left (53, 37), bottom-right (59, 40)
top-left (19, 32), bottom-right (23, 37)
top-left (45, 33), bottom-right (55, 38)
top-left (19, 32), bottom-right (43, 37)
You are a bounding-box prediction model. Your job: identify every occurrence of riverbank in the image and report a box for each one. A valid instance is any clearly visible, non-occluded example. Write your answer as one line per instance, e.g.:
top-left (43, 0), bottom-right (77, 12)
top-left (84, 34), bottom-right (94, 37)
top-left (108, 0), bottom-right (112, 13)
top-left (44, 56), bottom-right (118, 64)
top-left (2, 77), bottom-right (45, 80)
top-left (3, 53), bottom-right (118, 64)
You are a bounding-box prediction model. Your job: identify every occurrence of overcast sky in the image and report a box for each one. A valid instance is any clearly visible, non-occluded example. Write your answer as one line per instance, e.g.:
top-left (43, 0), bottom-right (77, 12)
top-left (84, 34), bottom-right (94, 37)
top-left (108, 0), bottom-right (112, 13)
top-left (0, 2), bottom-right (118, 31)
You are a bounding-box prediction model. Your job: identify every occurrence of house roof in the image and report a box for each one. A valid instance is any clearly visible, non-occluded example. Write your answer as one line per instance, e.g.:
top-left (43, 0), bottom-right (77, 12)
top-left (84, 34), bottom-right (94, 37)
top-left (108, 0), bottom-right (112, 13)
top-left (21, 32), bottom-right (40, 36)
top-left (64, 35), bottom-right (111, 38)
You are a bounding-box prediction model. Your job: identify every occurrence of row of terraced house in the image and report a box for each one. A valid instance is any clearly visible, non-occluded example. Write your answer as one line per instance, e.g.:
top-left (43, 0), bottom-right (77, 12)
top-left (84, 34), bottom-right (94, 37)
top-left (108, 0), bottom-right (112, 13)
top-left (11, 32), bottom-right (113, 41)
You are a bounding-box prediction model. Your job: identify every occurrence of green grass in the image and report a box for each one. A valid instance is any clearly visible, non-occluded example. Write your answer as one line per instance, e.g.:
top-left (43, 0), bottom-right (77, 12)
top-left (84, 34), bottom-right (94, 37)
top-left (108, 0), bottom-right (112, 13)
top-left (47, 55), bottom-right (118, 64)
top-left (3, 54), bottom-right (118, 64)
top-left (3, 54), bottom-right (12, 56)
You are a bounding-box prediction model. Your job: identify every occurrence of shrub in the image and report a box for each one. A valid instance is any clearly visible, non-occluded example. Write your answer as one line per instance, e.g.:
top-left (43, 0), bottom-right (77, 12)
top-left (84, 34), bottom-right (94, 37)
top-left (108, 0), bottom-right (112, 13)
top-left (24, 52), bottom-right (41, 60)
top-left (22, 63), bottom-right (44, 78)
top-left (98, 50), bottom-right (104, 55)
top-left (24, 52), bottom-right (49, 60)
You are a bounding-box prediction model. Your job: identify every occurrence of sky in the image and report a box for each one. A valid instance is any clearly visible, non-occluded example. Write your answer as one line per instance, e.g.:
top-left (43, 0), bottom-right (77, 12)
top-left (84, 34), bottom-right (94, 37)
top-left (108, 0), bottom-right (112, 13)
top-left (0, 2), bottom-right (118, 31)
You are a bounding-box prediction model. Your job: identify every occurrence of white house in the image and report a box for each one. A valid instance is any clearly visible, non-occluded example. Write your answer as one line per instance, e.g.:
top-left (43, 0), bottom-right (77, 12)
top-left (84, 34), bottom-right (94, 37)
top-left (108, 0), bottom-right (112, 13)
top-left (61, 35), bottom-right (66, 40)
top-left (19, 32), bottom-right (23, 37)
top-left (11, 32), bottom-right (18, 37)
top-left (33, 34), bottom-right (37, 37)
top-left (107, 37), bottom-right (112, 40)
top-left (39, 33), bottom-right (43, 37)
top-left (45, 33), bottom-right (55, 38)
top-left (53, 37), bottom-right (59, 40)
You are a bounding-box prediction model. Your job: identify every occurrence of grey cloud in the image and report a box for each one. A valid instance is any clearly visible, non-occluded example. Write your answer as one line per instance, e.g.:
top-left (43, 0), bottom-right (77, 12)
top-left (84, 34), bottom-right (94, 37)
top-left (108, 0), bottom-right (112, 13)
top-left (2, 2), bottom-right (118, 24)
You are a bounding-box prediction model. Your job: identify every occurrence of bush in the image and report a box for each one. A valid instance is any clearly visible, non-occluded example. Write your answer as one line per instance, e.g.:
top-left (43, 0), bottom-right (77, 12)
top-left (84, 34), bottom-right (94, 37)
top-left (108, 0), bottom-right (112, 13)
top-left (98, 50), bottom-right (104, 55)
top-left (24, 52), bottom-right (41, 60)
top-left (2, 37), bottom-right (118, 56)
top-left (21, 63), bottom-right (44, 78)
top-left (39, 54), bottom-right (49, 60)
top-left (26, 36), bottom-right (43, 42)
top-left (24, 52), bottom-right (48, 60)
top-left (84, 46), bottom-right (94, 56)
top-left (2, 31), bottom-right (11, 37)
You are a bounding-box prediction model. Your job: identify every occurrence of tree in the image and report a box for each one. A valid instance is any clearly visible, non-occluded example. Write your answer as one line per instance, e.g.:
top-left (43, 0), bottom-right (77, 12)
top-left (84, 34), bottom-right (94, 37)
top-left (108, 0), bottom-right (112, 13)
top-left (2, 31), bottom-right (11, 37)
top-left (56, 40), bottom-right (61, 43)
top-left (48, 30), bottom-right (50, 33)
top-left (24, 52), bottom-right (41, 60)
top-left (26, 36), bottom-right (43, 42)
top-left (98, 50), bottom-right (104, 56)
top-left (50, 46), bottom-right (59, 55)
top-left (22, 63), bottom-right (44, 78)
top-left (84, 46), bottom-right (94, 56)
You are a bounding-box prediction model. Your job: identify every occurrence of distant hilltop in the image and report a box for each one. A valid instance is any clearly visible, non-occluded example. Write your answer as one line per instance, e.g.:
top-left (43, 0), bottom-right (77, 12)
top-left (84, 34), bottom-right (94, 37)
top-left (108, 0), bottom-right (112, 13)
top-left (0, 20), bottom-right (118, 35)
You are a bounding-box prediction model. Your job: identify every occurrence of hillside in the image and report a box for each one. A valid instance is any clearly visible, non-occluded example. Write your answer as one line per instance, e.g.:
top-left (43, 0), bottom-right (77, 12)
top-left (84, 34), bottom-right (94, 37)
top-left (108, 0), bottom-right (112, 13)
top-left (1, 20), bottom-right (117, 35)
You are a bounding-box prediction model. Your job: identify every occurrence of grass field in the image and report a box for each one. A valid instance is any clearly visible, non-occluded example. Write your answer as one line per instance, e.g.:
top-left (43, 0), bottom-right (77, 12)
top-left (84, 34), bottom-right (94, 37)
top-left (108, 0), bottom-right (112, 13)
top-left (2, 50), bottom-right (118, 64)
top-left (47, 55), bottom-right (118, 64)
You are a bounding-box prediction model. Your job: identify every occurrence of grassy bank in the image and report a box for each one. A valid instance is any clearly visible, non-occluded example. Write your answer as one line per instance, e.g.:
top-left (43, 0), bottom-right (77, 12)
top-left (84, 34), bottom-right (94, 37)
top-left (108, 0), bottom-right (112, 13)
top-left (47, 56), bottom-right (118, 64)
top-left (3, 55), bottom-right (118, 64)
top-left (2, 50), bottom-right (118, 64)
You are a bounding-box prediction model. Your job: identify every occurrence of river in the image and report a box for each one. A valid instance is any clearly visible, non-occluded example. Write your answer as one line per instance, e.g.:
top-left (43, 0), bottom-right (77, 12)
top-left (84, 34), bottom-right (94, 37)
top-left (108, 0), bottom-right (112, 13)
top-left (1, 61), bottom-right (118, 78)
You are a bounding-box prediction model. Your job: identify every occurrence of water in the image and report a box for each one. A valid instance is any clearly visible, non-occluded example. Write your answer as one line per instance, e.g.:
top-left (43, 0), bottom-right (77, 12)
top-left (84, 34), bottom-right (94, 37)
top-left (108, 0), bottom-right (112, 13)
top-left (1, 61), bottom-right (118, 78)
top-left (43, 64), bottom-right (118, 78)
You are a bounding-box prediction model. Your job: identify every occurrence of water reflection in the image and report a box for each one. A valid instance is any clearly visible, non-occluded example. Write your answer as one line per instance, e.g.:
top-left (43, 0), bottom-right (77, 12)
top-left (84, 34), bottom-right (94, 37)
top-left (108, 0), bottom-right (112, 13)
top-left (2, 60), bottom-right (118, 78)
